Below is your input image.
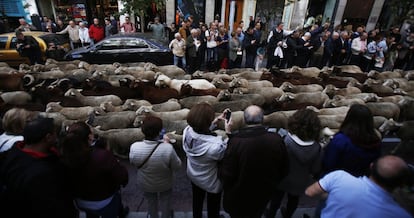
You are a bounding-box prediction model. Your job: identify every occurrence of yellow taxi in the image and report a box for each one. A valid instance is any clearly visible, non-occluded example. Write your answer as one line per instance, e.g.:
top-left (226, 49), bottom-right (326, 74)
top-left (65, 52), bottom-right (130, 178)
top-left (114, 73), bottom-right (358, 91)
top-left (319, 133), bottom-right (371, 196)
top-left (0, 31), bottom-right (69, 67)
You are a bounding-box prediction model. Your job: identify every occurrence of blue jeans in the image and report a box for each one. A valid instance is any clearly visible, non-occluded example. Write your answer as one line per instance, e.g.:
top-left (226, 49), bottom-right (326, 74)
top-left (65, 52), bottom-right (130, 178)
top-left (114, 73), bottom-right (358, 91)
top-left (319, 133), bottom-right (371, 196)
top-left (174, 55), bottom-right (186, 69)
top-left (77, 192), bottom-right (122, 218)
top-left (206, 47), bottom-right (218, 62)
top-left (144, 189), bottom-right (172, 218)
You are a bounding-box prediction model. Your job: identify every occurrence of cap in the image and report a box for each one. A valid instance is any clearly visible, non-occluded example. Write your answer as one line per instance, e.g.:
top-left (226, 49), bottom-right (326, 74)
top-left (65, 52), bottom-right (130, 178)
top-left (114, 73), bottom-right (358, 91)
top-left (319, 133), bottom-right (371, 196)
top-left (23, 117), bottom-right (55, 144)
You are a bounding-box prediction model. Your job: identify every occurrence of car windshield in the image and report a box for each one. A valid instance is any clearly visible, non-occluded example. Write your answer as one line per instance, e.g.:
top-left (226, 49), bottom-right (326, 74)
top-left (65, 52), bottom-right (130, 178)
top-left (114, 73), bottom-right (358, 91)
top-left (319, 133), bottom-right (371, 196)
top-left (123, 38), bottom-right (149, 49)
top-left (40, 34), bottom-right (69, 46)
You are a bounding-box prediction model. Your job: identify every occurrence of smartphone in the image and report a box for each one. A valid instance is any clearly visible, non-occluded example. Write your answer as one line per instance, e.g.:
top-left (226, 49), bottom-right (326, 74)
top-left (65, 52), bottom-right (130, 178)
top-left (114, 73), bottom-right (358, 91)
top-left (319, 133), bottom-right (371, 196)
top-left (225, 110), bottom-right (232, 121)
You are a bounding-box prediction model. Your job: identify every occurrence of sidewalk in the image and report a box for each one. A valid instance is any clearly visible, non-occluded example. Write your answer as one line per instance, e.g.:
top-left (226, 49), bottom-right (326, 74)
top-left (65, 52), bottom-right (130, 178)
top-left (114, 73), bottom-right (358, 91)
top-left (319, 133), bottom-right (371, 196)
top-left (80, 208), bottom-right (316, 218)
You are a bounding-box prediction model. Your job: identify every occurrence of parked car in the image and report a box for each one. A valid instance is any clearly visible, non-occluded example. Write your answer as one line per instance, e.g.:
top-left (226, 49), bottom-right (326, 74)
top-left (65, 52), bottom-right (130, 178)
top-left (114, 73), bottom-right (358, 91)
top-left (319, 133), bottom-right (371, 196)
top-left (0, 31), bottom-right (69, 67)
top-left (64, 33), bottom-right (173, 65)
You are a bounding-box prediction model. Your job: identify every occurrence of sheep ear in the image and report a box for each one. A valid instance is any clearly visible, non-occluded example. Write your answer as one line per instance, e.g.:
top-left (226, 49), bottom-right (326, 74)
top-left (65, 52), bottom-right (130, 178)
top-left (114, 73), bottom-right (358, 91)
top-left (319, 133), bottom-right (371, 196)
top-left (331, 102), bottom-right (337, 107)
top-left (57, 102), bottom-right (61, 105)
top-left (287, 94), bottom-right (295, 100)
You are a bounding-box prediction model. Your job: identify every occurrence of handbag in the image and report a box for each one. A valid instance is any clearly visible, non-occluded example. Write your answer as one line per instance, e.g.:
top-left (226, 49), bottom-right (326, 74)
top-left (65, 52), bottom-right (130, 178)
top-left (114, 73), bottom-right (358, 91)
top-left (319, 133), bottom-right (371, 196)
top-left (137, 142), bottom-right (161, 169)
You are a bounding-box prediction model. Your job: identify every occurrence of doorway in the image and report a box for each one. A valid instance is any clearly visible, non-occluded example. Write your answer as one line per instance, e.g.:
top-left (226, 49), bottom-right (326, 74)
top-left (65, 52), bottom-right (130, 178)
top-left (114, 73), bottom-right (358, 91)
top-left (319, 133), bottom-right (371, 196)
top-left (224, 0), bottom-right (244, 32)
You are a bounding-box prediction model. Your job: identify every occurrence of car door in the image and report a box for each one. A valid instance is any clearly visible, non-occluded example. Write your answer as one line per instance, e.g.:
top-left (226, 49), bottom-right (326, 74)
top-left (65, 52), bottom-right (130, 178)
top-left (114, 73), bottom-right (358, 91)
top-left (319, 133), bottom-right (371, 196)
top-left (83, 38), bottom-right (123, 64)
top-left (0, 36), bottom-right (28, 66)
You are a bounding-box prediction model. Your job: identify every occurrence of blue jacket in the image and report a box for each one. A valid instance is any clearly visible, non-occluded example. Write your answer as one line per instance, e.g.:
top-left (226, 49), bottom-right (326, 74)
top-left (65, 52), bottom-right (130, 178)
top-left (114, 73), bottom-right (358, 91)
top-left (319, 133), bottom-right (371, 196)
top-left (322, 132), bottom-right (381, 177)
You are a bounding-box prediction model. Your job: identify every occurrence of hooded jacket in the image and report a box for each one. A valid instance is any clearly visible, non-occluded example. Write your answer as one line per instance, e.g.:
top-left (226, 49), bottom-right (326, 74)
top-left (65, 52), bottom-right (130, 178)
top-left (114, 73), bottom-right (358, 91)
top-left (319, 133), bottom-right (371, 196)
top-left (182, 126), bottom-right (227, 193)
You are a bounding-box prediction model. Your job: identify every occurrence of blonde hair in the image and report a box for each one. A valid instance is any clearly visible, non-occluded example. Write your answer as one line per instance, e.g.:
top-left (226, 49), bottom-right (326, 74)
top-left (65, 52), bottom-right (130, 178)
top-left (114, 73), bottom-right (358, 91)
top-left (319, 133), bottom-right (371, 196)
top-left (2, 108), bottom-right (37, 135)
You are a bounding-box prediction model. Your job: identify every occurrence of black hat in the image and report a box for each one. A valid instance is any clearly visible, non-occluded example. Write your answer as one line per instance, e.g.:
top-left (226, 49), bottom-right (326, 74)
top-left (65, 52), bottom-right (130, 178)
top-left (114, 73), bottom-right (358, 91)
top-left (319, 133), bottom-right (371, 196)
top-left (23, 117), bottom-right (55, 144)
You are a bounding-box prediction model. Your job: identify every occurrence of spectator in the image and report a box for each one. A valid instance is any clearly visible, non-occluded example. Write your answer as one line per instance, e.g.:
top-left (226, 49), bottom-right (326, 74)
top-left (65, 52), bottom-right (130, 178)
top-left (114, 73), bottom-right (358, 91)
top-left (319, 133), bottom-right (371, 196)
top-left (0, 108), bottom-right (37, 152)
top-left (229, 31), bottom-right (242, 69)
top-left (15, 18), bottom-right (37, 32)
top-left (182, 103), bottom-right (231, 218)
top-left (332, 31), bottom-right (349, 65)
top-left (59, 122), bottom-right (129, 218)
top-left (243, 26), bottom-right (259, 69)
top-left (322, 104), bottom-right (381, 177)
top-left (390, 27), bottom-right (401, 44)
top-left (149, 17), bottom-right (166, 42)
top-left (186, 28), bottom-right (201, 73)
top-left (361, 35), bottom-right (384, 72)
top-left (89, 18), bottom-right (105, 44)
top-left (0, 117), bottom-right (77, 218)
top-left (15, 30), bottom-right (42, 65)
top-left (199, 24), bottom-right (208, 70)
top-left (309, 30), bottom-right (330, 68)
top-left (395, 32), bottom-right (414, 70)
top-left (266, 109), bottom-right (322, 218)
top-left (167, 22), bottom-right (178, 42)
top-left (129, 116), bottom-right (182, 218)
top-left (110, 16), bottom-right (119, 34)
top-left (248, 16), bottom-right (255, 29)
top-left (220, 105), bottom-right (289, 218)
top-left (266, 22), bottom-right (292, 69)
top-left (120, 16), bottom-right (135, 33)
top-left (295, 32), bottom-right (313, 67)
top-left (46, 42), bottom-right (66, 61)
top-left (205, 22), bottom-right (219, 69)
top-left (383, 35), bottom-right (399, 71)
top-left (105, 18), bottom-right (114, 37)
top-left (285, 30), bottom-right (300, 68)
top-left (350, 31), bottom-right (368, 67)
top-left (78, 22), bottom-right (91, 47)
top-left (178, 20), bottom-right (190, 40)
top-left (217, 28), bottom-right (229, 69)
top-left (57, 20), bottom-right (81, 50)
top-left (322, 31), bottom-right (340, 67)
top-left (41, 16), bottom-right (50, 32)
top-left (55, 19), bottom-right (66, 32)
top-left (306, 155), bottom-right (411, 218)
top-left (169, 32), bottom-right (186, 70)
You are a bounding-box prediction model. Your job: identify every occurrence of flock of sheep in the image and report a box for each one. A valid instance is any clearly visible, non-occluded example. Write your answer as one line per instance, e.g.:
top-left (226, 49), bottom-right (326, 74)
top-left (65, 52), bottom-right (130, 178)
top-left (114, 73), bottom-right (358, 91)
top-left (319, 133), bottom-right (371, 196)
top-left (0, 59), bottom-right (413, 157)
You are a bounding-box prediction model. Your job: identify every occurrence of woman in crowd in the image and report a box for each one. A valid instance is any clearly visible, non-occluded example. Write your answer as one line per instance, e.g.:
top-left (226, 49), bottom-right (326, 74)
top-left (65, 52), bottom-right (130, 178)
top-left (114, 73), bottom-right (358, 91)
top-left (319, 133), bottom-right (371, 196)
top-left (322, 104), bottom-right (381, 177)
top-left (0, 108), bottom-right (37, 152)
top-left (129, 115), bottom-right (182, 218)
top-left (217, 28), bottom-right (229, 69)
top-left (266, 109), bottom-right (322, 218)
top-left (183, 103), bottom-right (231, 218)
top-left (229, 31), bottom-right (242, 69)
top-left (59, 122), bottom-right (129, 218)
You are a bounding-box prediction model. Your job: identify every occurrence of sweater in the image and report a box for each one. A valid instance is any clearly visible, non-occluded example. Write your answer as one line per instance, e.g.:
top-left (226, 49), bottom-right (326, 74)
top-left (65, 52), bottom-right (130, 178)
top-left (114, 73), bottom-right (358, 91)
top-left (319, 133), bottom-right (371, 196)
top-left (129, 140), bottom-right (182, 192)
top-left (220, 126), bottom-right (289, 216)
top-left (88, 24), bottom-right (105, 42)
top-left (182, 126), bottom-right (227, 193)
top-left (277, 132), bottom-right (321, 195)
top-left (0, 142), bottom-right (76, 218)
top-left (57, 25), bottom-right (80, 42)
top-left (169, 38), bottom-right (186, 57)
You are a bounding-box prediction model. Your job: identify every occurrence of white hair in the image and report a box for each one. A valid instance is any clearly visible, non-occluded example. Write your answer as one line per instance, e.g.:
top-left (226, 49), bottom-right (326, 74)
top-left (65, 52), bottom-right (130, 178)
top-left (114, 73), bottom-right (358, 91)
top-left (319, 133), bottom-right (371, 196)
top-left (174, 33), bottom-right (181, 38)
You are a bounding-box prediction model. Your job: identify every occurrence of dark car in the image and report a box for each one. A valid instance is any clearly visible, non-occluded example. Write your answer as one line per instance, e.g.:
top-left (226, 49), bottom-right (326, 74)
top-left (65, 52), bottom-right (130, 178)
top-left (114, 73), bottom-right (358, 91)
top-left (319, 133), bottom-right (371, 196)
top-left (64, 33), bottom-right (173, 65)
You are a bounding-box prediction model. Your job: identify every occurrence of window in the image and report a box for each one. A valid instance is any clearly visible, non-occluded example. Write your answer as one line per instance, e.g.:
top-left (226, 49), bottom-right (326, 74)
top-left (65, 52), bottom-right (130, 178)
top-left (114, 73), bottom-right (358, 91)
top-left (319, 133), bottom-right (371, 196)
top-left (0, 37), bottom-right (7, 49)
top-left (10, 37), bottom-right (17, 49)
top-left (123, 38), bottom-right (149, 49)
top-left (99, 39), bottom-right (122, 50)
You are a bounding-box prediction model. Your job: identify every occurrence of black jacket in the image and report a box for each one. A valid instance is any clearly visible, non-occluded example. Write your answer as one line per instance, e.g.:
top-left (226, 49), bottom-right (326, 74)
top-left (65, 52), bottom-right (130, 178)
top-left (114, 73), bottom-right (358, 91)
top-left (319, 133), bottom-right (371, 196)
top-left (220, 126), bottom-right (289, 217)
top-left (16, 35), bottom-right (40, 57)
top-left (0, 142), bottom-right (76, 218)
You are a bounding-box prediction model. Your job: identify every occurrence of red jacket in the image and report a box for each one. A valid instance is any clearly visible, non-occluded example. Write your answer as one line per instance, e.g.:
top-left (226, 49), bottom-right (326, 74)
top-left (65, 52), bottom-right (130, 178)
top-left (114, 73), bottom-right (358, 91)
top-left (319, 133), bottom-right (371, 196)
top-left (89, 24), bottom-right (105, 42)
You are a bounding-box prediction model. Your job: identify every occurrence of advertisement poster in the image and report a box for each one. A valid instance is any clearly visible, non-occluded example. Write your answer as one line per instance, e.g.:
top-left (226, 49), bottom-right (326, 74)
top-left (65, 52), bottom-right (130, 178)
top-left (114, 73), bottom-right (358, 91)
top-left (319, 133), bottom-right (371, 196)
top-left (72, 4), bottom-right (87, 21)
top-left (176, 0), bottom-right (205, 25)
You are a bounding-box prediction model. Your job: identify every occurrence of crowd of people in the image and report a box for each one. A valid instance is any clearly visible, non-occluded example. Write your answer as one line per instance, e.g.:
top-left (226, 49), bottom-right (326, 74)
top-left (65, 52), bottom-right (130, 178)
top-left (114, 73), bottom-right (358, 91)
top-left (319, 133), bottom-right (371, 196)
top-left (163, 15), bottom-right (414, 74)
top-left (0, 102), bottom-right (412, 218)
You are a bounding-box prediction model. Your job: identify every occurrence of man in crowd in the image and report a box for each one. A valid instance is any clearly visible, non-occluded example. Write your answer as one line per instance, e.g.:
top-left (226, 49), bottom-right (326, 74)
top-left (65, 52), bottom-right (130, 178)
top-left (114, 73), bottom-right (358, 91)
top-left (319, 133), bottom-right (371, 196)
top-left (266, 22), bottom-right (291, 69)
top-left (243, 27), bottom-right (260, 69)
top-left (220, 105), bottom-right (289, 218)
top-left (120, 16), bottom-right (136, 33)
top-left (306, 155), bottom-right (411, 218)
top-left (57, 20), bottom-right (80, 49)
top-left (89, 18), bottom-right (105, 44)
top-left (186, 28), bottom-right (201, 73)
top-left (15, 30), bottom-right (42, 65)
top-left (0, 117), bottom-right (77, 217)
top-left (15, 18), bottom-right (37, 32)
top-left (349, 31), bottom-right (368, 66)
top-left (332, 31), bottom-right (350, 65)
top-left (149, 17), bottom-right (166, 42)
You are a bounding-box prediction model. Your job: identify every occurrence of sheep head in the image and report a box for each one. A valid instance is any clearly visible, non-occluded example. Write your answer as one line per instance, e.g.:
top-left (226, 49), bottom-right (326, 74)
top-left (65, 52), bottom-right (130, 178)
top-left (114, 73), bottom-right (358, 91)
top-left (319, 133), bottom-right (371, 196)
top-left (278, 93), bottom-right (295, 102)
top-left (279, 82), bottom-right (294, 92)
top-left (154, 74), bottom-right (171, 88)
top-left (217, 90), bottom-right (231, 101)
top-left (136, 105), bottom-right (153, 115)
top-left (64, 88), bottom-right (82, 97)
top-left (367, 70), bottom-right (379, 78)
top-left (46, 102), bottom-right (63, 112)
